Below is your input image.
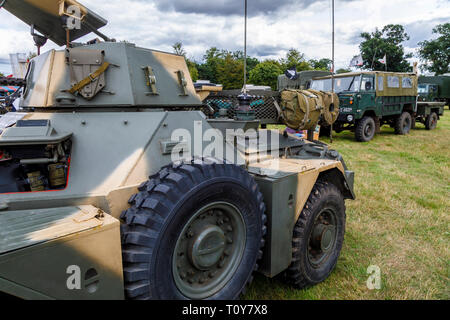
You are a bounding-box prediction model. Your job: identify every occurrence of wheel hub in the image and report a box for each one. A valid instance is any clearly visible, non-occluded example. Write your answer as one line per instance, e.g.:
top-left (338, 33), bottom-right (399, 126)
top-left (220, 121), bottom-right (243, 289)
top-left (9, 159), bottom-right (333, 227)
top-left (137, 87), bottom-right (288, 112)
top-left (172, 202), bottom-right (246, 299)
top-left (312, 224), bottom-right (336, 253)
top-left (189, 225), bottom-right (226, 270)
top-left (308, 209), bottom-right (338, 267)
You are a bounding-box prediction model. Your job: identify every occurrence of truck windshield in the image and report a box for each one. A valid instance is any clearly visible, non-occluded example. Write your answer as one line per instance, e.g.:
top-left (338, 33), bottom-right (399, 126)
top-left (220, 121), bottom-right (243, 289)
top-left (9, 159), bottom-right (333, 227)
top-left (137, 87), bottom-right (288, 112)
top-left (418, 84), bottom-right (428, 93)
top-left (311, 76), bottom-right (360, 93)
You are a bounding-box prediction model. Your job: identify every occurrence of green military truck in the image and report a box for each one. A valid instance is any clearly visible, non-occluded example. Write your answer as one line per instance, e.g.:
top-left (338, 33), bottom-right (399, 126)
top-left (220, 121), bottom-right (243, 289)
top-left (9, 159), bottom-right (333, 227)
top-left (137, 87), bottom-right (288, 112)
top-left (312, 72), bottom-right (445, 142)
top-left (419, 76), bottom-right (450, 109)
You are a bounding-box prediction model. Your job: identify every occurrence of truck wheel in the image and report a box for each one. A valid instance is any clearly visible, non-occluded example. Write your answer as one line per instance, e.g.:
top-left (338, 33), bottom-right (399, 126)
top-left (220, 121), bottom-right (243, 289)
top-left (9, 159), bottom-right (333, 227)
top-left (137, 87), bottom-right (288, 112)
top-left (425, 112), bottom-right (438, 130)
top-left (355, 116), bottom-right (376, 142)
top-left (120, 159), bottom-right (266, 300)
top-left (394, 112), bottom-right (412, 135)
top-left (286, 181), bottom-right (346, 289)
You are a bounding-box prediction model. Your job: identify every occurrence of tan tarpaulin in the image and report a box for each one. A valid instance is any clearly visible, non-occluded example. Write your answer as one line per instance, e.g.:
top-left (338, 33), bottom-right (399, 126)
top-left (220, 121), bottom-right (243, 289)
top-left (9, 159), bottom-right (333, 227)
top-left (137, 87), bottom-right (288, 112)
top-left (375, 72), bottom-right (418, 97)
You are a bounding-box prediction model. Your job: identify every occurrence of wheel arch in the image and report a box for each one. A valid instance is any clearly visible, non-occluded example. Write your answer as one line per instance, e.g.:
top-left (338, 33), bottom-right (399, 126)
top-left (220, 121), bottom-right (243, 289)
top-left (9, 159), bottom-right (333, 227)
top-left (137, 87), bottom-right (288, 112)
top-left (361, 110), bottom-right (377, 119)
top-left (318, 168), bottom-right (355, 200)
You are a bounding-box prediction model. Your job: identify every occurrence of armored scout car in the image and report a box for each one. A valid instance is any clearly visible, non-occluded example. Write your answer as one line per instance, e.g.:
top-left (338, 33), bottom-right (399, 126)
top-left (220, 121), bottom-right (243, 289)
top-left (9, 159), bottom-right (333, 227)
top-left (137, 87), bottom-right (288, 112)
top-left (0, 0), bottom-right (354, 300)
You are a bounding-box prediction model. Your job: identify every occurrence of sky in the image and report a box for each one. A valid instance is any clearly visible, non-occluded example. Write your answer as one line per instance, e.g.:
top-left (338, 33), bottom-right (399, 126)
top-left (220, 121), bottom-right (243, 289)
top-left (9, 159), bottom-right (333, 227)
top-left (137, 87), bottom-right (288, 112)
top-left (0, 0), bottom-right (449, 75)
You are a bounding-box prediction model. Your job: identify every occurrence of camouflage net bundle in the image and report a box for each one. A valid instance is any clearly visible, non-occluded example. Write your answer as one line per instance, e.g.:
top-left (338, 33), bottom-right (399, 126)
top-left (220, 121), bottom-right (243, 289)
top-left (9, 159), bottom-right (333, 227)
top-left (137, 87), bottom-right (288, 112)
top-left (280, 89), bottom-right (339, 131)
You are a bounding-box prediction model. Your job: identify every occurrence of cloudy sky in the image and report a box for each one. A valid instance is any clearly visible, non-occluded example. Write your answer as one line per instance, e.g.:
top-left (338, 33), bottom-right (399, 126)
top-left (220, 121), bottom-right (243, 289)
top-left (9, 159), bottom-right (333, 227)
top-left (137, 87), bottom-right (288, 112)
top-left (0, 0), bottom-right (449, 75)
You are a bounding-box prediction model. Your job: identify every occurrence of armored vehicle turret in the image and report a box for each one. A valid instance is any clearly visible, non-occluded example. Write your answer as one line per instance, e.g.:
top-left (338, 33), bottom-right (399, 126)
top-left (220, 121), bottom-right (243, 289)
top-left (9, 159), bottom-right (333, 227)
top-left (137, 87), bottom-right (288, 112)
top-left (0, 0), bottom-right (354, 300)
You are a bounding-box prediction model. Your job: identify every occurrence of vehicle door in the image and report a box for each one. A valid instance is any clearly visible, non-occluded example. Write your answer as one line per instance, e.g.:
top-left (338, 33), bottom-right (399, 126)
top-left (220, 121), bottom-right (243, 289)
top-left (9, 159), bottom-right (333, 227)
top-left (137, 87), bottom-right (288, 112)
top-left (358, 75), bottom-right (377, 114)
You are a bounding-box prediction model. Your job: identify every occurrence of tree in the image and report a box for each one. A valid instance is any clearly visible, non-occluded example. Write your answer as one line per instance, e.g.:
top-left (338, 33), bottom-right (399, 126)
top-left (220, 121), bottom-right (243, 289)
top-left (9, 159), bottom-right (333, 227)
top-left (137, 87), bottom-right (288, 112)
top-left (172, 42), bottom-right (186, 56)
top-left (197, 47), bottom-right (225, 83)
top-left (279, 49), bottom-right (311, 72)
top-left (215, 53), bottom-right (244, 90)
top-left (359, 24), bottom-right (412, 72)
top-left (418, 23), bottom-right (450, 75)
top-left (0, 72), bottom-right (4, 77)
top-left (249, 60), bottom-right (283, 90)
top-left (309, 58), bottom-right (332, 71)
top-left (172, 42), bottom-right (199, 82)
top-left (233, 51), bottom-right (260, 79)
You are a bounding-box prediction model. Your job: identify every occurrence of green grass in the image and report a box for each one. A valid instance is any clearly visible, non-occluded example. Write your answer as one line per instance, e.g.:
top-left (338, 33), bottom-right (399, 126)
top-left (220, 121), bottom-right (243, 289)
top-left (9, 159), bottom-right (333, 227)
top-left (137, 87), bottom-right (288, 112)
top-left (244, 110), bottom-right (450, 300)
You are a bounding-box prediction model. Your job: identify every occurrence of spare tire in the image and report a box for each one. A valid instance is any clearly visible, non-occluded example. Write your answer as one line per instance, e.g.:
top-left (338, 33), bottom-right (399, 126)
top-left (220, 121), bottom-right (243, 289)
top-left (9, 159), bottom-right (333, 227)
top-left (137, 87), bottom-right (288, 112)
top-left (308, 90), bottom-right (340, 126)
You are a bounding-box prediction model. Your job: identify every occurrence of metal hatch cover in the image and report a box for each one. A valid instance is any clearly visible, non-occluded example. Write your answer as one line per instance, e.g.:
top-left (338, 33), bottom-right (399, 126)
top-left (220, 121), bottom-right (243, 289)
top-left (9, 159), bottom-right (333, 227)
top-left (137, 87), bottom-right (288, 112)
top-left (1, 0), bottom-right (108, 46)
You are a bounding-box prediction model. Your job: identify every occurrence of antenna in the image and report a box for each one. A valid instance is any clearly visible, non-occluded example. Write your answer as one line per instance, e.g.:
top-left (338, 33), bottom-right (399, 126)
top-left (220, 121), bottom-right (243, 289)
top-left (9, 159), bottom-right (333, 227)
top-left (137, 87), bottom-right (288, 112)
top-left (236, 0), bottom-right (255, 121)
top-left (330, 0), bottom-right (335, 143)
top-left (243, 0), bottom-right (248, 94)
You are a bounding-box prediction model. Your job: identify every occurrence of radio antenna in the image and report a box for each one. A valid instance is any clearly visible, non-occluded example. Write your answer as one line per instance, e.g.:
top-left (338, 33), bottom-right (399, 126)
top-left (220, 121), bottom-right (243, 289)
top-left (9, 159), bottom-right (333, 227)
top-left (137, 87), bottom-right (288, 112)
top-left (243, 0), bottom-right (248, 94)
top-left (330, 0), bottom-right (335, 143)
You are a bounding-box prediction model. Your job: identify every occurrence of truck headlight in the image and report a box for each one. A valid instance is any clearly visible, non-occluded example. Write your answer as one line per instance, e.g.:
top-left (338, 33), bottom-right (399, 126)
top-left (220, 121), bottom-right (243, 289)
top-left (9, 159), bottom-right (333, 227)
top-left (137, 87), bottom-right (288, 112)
top-left (347, 115), bottom-right (354, 122)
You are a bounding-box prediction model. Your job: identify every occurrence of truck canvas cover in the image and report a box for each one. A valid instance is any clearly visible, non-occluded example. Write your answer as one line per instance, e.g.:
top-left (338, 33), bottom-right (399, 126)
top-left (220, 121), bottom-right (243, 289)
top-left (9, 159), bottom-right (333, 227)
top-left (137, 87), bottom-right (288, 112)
top-left (314, 71), bottom-right (418, 97)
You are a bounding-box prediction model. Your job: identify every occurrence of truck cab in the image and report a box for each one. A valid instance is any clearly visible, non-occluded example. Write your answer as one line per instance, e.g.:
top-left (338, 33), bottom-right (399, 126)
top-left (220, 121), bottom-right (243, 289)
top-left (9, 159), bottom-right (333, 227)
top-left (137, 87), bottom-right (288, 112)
top-left (312, 72), bottom-right (418, 142)
top-left (418, 83), bottom-right (439, 102)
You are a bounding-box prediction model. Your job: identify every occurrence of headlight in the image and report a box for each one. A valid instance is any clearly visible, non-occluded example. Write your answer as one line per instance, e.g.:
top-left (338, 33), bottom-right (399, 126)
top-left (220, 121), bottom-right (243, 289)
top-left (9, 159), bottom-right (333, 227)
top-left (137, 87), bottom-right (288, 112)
top-left (347, 115), bottom-right (354, 122)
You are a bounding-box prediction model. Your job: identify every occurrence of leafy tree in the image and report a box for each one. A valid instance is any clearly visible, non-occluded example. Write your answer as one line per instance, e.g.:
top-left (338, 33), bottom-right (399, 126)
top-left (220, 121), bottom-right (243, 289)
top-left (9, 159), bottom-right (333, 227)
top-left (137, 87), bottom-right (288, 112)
top-left (233, 51), bottom-right (260, 79)
top-left (359, 24), bottom-right (412, 72)
top-left (249, 60), bottom-right (283, 90)
top-left (279, 49), bottom-right (311, 72)
top-left (172, 42), bottom-right (186, 56)
top-left (197, 47), bottom-right (225, 83)
top-left (215, 53), bottom-right (244, 90)
top-left (0, 72), bottom-right (4, 77)
top-left (172, 42), bottom-right (199, 82)
top-left (418, 23), bottom-right (450, 75)
top-left (309, 58), bottom-right (332, 71)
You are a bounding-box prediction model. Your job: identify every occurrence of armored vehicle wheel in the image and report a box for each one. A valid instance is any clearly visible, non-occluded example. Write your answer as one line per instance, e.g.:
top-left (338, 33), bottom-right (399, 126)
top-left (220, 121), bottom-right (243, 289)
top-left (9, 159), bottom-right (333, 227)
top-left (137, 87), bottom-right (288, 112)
top-left (286, 181), bottom-right (346, 289)
top-left (120, 160), bottom-right (266, 300)
top-left (355, 116), bottom-right (376, 142)
top-left (425, 112), bottom-right (438, 130)
top-left (395, 112), bottom-right (412, 135)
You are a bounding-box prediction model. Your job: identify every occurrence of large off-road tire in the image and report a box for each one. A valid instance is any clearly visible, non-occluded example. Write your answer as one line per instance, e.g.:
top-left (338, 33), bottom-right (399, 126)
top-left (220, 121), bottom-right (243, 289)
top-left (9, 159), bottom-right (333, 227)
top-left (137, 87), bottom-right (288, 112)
top-left (425, 112), bottom-right (438, 130)
top-left (394, 112), bottom-right (412, 135)
top-left (120, 159), bottom-right (266, 300)
top-left (355, 116), bottom-right (376, 142)
top-left (285, 181), bottom-right (346, 289)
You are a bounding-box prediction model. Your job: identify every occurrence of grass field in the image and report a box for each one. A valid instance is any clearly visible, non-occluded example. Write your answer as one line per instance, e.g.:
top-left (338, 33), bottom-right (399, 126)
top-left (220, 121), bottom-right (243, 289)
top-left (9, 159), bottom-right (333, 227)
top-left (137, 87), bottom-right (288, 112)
top-left (244, 110), bottom-right (450, 300)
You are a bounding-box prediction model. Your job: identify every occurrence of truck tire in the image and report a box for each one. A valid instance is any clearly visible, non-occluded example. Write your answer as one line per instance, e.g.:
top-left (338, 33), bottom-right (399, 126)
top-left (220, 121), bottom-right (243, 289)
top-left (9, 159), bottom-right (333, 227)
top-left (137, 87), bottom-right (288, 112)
top-left (425, 112), bottom-right (438, 130)
top-left (355, 116), bottom-right (376, 142)
top-left (120, 159), bottom-right (266, 300)
top-left (411, 116), bottom-right (416, 130)
top-left (394, 112), bottom-right (412, 135)
top-left (285, 181), bottom-right (346, 289)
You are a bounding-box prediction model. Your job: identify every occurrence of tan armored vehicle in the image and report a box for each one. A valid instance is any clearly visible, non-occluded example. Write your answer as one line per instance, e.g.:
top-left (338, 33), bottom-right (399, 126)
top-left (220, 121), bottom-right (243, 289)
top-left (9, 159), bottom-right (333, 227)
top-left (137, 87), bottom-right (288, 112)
top-left (0, 0), bottom-right (354, 300)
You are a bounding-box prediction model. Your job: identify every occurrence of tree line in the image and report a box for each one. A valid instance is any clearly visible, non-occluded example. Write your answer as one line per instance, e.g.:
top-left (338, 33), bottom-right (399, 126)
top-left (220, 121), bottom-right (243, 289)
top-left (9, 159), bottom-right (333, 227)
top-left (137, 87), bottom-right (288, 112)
top-left (175, 22), bottom-right (449, 90)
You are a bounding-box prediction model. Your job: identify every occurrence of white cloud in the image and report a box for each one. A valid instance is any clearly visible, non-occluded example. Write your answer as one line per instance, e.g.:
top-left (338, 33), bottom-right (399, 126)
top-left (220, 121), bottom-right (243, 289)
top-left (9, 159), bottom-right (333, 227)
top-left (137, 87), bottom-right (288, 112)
top-left (0, 0), bottom-right (448, 74)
